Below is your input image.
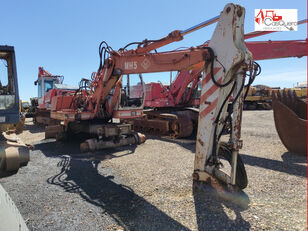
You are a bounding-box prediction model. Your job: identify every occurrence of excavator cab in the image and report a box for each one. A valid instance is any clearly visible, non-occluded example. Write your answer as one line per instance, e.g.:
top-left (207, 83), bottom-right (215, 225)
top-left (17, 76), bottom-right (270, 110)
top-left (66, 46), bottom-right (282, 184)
top-left (34, 68), bottom-right (64, 106)
top-left (119, 74), bottom-right (145, 108)
top-left (112, 74), bottom-right (145, 119)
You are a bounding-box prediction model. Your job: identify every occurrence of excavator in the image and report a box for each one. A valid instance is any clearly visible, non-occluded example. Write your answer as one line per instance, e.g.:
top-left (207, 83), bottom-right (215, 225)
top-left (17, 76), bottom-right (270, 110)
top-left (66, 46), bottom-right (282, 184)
top-left (30, 67), bottom-right (78, 125)
top-left (0, 45), bottom-right (29, 230)
top-left (45, 3), bottom-right (256, 190)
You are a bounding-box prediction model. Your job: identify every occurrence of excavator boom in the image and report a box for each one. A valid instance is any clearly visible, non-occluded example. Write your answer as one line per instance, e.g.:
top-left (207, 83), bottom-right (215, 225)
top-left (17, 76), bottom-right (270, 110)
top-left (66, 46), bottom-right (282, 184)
top-left (246, 39), bottom-right (307, 60)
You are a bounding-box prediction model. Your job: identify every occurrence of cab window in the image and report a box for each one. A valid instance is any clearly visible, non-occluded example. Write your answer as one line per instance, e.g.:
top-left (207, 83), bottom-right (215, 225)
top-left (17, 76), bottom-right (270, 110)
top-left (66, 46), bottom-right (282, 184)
top-left (44, 80), bottom-right (54, 93)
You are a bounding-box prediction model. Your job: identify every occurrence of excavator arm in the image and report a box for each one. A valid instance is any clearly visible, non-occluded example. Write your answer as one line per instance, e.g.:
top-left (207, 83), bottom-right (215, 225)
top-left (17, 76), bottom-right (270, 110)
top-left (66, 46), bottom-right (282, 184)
top-left (193, 4), bottom-right (252, 188)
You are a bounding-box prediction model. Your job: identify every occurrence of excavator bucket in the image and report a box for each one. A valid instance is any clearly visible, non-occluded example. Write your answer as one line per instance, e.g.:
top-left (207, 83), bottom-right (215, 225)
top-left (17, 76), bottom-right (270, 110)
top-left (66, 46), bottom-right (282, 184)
top-left (272, 90), bottom-right (307, 155)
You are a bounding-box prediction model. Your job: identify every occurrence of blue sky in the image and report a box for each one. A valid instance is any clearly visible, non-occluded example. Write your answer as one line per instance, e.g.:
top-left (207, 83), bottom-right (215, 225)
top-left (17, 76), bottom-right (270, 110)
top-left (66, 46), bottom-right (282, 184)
top-left (1, 0), bottom-right (307, 101)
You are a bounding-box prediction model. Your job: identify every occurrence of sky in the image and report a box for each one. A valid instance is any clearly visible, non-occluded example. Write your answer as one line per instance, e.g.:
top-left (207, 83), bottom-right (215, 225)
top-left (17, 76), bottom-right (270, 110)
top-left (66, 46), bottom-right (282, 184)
top-left (0, 0), bottom-right (307, 101)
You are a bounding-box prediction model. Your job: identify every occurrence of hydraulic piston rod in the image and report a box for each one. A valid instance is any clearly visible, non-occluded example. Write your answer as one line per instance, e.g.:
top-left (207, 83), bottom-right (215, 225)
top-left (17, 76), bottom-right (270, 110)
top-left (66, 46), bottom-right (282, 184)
top-left (180, 16), bottom-right (220, 36)
top-left (134, 15), bottom-right (220, 53)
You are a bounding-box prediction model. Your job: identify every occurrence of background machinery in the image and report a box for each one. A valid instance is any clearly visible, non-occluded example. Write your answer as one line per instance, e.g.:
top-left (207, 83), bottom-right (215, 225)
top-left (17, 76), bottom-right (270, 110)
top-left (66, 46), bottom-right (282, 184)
top-left (285, 82), bottom-right (307, 100)
top-left (21, 101), bottom-right (30, 112)
top-left (0, 45), bottom-right (29, 175)
top-left (0, 46), bottom-right (29, 230)
top-left (243, 82), bottom-right (307, 110)
top-left (243, 84), bottom-right (273, 110)
top-left (30, 67), bottom-right (78, 125)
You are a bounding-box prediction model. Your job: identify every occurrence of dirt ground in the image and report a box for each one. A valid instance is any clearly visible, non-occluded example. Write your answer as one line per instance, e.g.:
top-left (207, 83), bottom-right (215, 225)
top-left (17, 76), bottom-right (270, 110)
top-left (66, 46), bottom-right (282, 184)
top-left (0, 110), bottom-right (306, 231)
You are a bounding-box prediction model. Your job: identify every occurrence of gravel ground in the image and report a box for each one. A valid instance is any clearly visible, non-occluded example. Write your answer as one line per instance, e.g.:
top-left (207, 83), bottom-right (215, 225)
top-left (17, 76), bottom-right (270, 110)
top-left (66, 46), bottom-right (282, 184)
top-left (0, 111), bottom-right (306, 231)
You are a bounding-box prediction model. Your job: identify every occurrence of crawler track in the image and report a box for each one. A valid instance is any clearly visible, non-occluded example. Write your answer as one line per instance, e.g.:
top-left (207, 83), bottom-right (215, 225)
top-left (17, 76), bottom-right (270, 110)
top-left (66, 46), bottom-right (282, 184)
top-left (131, 110), bottom-right (194, 138)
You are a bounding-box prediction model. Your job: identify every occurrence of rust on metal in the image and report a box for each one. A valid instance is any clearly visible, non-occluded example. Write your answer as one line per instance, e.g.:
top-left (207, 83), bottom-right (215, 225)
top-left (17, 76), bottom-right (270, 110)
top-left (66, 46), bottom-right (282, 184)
top-left (233, 94), bottom-right (244, 142)
top-left (45, 125), bottom-right (64, 139)
top-left (130, 111), bottom-right (194, 138)
top-left (272, 90), bottom-right (307, 155)
top-left (132, 118), bottom-right (170, 136)
top-left (236, 6), bottom-right (243, 17)
top-left (80, 131), bottom-right (146, 152)
top-left (34, 110), bottom-right (60, 126)
top-left (198, 138), bottom-right (204, 147)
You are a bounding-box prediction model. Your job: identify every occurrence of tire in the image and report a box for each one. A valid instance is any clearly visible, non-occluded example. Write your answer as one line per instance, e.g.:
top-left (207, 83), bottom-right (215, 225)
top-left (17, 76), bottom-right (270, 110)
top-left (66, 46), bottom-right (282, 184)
top-left (218, 142), bottom-right (248, 189)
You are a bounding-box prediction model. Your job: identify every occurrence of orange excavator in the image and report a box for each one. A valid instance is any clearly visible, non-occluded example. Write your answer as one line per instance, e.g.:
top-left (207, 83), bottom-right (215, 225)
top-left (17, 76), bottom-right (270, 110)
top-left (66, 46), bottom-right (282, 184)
top-left (41, 4), bottom-right (306, 189)
top-left (45, 3), bottom-right (256, 189)
top-left (31, 67), bottom-right (78, 125)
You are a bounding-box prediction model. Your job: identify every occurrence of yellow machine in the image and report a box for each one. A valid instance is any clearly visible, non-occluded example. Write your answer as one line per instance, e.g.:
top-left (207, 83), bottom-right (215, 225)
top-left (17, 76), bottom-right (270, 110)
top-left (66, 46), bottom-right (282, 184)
top-left (286, 82), bottom-right (307, 99)
top-left (21, 101), bottom-right (30, 112)
top-left (244, 85), bottom-right (272, 110)
top-left (244, 83), bottom-right (307, 110)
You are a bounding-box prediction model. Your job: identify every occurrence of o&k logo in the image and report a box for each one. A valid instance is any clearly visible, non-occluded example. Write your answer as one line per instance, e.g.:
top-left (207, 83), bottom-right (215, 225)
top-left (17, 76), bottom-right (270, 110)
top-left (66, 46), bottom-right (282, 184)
top-left (255, 9), bottom-right (298, 31)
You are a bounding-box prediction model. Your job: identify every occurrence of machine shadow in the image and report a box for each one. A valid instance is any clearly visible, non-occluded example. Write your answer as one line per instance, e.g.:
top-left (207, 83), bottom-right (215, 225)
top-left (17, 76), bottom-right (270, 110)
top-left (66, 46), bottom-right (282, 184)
top-left (281, 151), bottom-right (307, 164)
top-left (33, 139), bottom-right (138, 161)
top-left (23, 120), bottom-right (45, 134)
top-left (37, 136), bottom-right (253, 230)
top-left (240, 152), bottom-right (307, 178)
top-left (193, 181), bottom-right (251, 231)
top-left (47, 156), bottom-right (190, 231)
